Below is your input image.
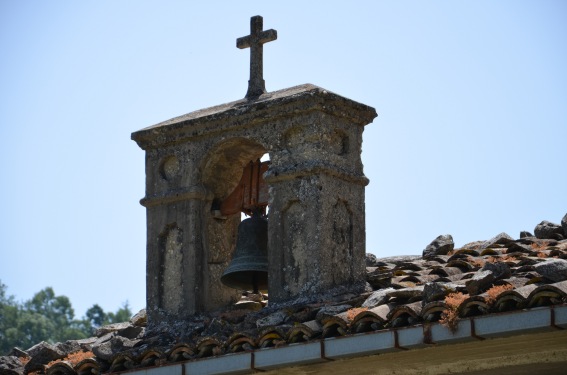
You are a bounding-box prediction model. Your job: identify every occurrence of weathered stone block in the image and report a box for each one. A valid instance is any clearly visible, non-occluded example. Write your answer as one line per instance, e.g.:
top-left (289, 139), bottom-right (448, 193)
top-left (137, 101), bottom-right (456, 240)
top-left (534, 259), bottom-right (567, 282)
top-left (0, 357), bottom-right (24, 375)
top-left (423, 234), bottom-right (454, 258)
top-left (534, 220), bottom-right (564, 240)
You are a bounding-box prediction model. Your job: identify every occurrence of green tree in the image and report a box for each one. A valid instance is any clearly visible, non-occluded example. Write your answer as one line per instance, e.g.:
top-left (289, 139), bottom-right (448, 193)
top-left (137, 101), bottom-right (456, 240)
top-left (26, 288), bottom-right (73, 324)
top-left (104, 301), bottom-right (132, 324)
top-left (85, 304), bottom-right (106, 328)
top-left (0, 281), bottom-right (20, 354)
top-left (0, 282), bottom-right (52, 354)
top-left (24, 287), bottom-right (88, 343)
top-left (0, 282), bottom-right (89, 354)
top-left (0, 281), bottom-right (134, 355)
top-left (10, 311), bottom-right (54, 350)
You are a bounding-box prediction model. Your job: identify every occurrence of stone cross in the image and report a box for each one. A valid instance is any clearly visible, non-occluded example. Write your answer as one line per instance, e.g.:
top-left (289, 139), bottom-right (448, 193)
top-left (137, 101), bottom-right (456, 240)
top-left (237, 15), bottom-right (277, 99)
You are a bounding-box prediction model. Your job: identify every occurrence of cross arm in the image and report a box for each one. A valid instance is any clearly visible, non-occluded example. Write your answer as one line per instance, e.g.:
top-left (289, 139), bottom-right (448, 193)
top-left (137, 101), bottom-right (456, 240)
top-left (236, 36), bottom-right (251, 49)
top-left (236, 29), bottom-right (277, 49)
top-left (258, 29), bottom-right (277, 44)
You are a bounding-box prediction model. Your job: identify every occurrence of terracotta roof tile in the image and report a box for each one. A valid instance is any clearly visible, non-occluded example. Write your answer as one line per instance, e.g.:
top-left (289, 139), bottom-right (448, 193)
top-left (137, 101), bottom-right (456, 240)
top-left (167, 343), bottom-right (195, 362)
top-left (17, 234), bottom-right (567, 375)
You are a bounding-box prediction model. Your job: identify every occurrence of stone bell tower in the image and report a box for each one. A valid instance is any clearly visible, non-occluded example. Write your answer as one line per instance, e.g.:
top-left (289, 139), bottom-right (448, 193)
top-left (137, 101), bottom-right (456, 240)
top-left (132, 16), bottom-right (377, 324)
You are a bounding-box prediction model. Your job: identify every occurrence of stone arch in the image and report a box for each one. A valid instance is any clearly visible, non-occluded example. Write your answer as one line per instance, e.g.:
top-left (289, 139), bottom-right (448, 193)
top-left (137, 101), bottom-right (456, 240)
top-left (201, 138), bottom-right (268, 202)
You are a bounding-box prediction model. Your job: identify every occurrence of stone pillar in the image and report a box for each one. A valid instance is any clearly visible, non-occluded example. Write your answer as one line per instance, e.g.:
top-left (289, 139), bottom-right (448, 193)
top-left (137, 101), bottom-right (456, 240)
top-left (265, 111), bottom-right (369, 304)
top-left (139, 146), bottom-right (241, 324)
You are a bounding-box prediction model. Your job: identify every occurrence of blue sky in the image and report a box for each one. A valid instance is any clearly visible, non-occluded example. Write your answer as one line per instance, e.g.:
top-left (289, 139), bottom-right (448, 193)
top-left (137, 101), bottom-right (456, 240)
top-left (1, 1), bottom-right (566, 318)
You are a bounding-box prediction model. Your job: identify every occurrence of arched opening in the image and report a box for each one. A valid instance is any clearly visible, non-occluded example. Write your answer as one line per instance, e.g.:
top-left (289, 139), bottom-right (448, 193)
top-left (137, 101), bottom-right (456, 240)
top-left (240, 152), bottom-right (271, 221)
top-left (201, 139), bottom-right (270, 309)
top-left (202, 138), bottom-right (267, 202)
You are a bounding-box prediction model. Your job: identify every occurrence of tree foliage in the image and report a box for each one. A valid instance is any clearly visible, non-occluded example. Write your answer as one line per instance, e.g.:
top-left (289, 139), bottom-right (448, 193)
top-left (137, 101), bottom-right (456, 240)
top-left (0, 280), bottom-right (133, 355)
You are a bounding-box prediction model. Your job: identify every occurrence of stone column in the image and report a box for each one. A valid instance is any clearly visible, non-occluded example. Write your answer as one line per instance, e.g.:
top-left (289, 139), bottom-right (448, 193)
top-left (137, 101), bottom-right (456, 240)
top-left (140, 146), bottom-right (240, 324)
top-left (265, 111), bottom-right (369, 304)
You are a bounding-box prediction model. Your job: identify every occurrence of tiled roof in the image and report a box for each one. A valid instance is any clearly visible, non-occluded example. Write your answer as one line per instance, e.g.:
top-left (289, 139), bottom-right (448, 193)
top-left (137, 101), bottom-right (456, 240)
top-left (6, 233), bottom-right (567, 375)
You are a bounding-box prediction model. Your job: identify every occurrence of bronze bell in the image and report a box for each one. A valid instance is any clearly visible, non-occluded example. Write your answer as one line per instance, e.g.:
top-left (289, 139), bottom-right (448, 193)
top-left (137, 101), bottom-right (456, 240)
top-left (221, 212), bottom-right (268, 293)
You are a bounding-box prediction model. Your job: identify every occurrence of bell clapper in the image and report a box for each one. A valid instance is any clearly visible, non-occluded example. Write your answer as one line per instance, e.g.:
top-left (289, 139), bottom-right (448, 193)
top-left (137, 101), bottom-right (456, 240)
top-left (252, 271), bottom-right (259, 294)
